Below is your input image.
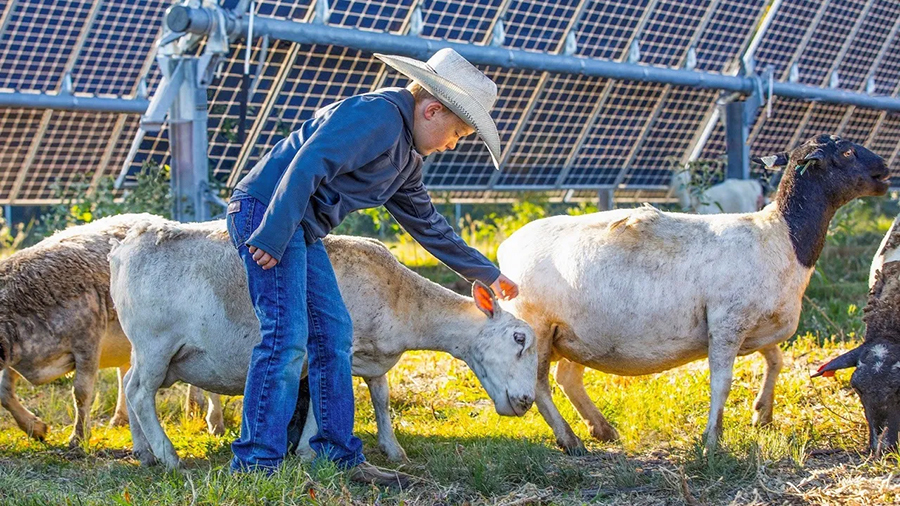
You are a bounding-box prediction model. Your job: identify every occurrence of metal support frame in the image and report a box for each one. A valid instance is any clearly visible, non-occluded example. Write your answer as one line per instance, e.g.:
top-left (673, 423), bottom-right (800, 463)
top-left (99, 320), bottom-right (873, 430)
top-left (723, 85), bottom-right (765, 180)
top-left (170, 5), bottom-right (900, 112)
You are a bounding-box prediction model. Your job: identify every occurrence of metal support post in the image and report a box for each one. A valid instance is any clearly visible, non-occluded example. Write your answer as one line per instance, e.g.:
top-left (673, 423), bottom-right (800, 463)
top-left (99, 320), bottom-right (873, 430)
top-left (597, 189), bottom-right (614, 211)
top-left (169, 59), bottom-right (212, 222)
top-left (722, 78), bottom-right (764, 180)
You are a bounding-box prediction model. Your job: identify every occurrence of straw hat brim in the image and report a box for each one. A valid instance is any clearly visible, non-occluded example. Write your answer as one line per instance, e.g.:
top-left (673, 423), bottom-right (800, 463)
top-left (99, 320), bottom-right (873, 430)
top-left (375, 53), bottom-right (501, 170)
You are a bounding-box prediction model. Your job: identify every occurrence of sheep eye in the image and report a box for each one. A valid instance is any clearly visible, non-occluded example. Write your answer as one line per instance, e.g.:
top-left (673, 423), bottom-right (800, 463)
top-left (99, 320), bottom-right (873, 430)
top-left (513, 332), bottom-right (525, 345)
top-left (843, 149), bottom-right (855, 158)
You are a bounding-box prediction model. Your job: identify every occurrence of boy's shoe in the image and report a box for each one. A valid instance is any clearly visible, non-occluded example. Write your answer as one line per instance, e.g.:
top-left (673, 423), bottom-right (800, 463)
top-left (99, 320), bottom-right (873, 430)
top-left (347, 462), bottom-right (417, 489)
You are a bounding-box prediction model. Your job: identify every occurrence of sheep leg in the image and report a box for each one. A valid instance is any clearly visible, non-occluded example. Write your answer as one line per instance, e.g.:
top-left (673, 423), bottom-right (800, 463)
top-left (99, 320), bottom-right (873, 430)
top-left (534, 325), bottom-right (586, 455)
top-left (295, 398), bottom-right (318, 462)
top-left (184, 384), bottom-right (207, 419)
top-left (752, 345), bottom-right (783, 426)
top-left (123, 367), bottom-right (156, 466)
top-left (125, 351), bottom-right (181, 469)
top-left (555, 359), bottom-right (618, 442)
top-left (0, 367), bottom-right (49, 441)
top-left (704, 334), bottom-right (741, 452)
top-left (109, 363), bottom-right (130, 427)
top-left (68, 353), bottom-right (99, 448)
top-left (205, 392), bottom-right (225, 436)
top-left (365, 374), bottom-right (408, 462)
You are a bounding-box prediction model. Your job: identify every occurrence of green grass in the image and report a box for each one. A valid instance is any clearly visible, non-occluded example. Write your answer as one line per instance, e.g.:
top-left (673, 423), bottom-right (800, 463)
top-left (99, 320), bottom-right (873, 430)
top-left (3, 200), bottom-right (900, 504)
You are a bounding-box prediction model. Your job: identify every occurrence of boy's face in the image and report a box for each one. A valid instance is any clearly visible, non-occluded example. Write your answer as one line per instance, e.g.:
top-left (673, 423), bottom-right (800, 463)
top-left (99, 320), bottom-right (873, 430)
top-left (412, 99), bottom-right (476, 156)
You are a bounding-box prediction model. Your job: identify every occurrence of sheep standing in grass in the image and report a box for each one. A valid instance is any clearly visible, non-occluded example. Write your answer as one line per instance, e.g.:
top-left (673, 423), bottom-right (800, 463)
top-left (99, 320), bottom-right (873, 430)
top-left (0, 215), bottom-right (147, 446)
top-left (108, 217), bottom-right (536, 469)
top-left (498, 135), bottom-right (890, 454)
top-left (814, 261), bottom-right (900, 453)
top-left (671, 168), bottom-right (768, 214)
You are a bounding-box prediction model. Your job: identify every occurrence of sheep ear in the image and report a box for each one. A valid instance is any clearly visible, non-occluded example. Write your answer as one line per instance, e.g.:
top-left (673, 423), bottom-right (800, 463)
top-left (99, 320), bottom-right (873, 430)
top-left (811, 347), bottom-right (863, 378)
top-left (752, 153), bottom-right (789, 169)
top-left (472, 280), bottom-right (497, 318)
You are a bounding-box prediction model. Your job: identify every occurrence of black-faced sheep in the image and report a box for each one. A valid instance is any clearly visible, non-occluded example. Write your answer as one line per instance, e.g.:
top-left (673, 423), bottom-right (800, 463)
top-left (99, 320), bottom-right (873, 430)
top-left (498, 135), bottom-right (890, 454)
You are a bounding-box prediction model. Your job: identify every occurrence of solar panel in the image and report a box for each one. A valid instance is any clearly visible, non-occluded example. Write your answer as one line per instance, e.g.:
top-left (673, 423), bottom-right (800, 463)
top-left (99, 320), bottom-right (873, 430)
top-left (3, 0), bottom-right (900, 206)
top-left (0, 0), bottom-right (93, 92)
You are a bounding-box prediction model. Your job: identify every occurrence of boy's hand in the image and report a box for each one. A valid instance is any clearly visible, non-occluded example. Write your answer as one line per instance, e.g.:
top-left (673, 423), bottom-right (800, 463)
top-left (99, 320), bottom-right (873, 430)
top-left (491, 274), bottom-right (519, 300)
top-left (249, 246), bottom-right (279, 270)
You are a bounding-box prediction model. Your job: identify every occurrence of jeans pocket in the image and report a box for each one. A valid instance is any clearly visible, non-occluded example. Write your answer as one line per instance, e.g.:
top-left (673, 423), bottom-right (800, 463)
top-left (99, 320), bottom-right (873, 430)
top-left (227, 195), bottom-right (256, 249)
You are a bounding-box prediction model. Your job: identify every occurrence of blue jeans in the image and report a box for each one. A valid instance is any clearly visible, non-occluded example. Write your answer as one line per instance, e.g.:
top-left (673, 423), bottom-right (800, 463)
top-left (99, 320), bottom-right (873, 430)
top-left (227, 190), bottom-right (365, 472)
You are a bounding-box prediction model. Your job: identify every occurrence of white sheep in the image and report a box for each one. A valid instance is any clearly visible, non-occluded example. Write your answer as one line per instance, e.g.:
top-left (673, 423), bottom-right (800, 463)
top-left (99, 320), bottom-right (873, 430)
top-left (498, 135), bottom-right (890, 454)
top-left (108, 217), bottom-right (537, 469)
top-left (671, 168), bottom-right (766, 214)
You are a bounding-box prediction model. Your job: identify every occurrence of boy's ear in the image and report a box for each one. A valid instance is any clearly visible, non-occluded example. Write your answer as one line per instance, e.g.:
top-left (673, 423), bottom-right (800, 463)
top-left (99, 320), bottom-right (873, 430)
top-left (422, 99), bottom-right (444, 120)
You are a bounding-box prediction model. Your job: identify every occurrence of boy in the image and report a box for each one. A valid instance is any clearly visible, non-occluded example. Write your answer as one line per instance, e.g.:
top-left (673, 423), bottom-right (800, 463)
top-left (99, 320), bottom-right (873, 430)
top-left (226, 48), bottom-right (519, 485)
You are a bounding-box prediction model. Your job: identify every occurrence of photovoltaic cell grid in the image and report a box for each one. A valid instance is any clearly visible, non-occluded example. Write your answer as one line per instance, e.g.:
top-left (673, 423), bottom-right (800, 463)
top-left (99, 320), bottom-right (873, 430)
top-left (492, 0), bottom-right (651, 188)
top-left (426, 0), bottom-right (582, 188)
top-left (498, 75), bottom-right (609, 187)
top-left (0, 108), bottom-right (43, 201)
top-left (17, 111), bottom-right (118, 201)
top-left (4, 0), bottom-right (900, 203)
top-left (70, 1), bottom-right (167, 96)
top-left (419, 0), bottom-right (504, 43)
top-left (566, 0), bottom-right (715, 188)
top-left (0, 0), bottom-right (92, 92)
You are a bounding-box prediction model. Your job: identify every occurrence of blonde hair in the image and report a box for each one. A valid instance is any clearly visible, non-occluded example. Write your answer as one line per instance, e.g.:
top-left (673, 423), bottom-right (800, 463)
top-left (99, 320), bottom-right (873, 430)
top-left (407, 82), bottom-right (435, 103)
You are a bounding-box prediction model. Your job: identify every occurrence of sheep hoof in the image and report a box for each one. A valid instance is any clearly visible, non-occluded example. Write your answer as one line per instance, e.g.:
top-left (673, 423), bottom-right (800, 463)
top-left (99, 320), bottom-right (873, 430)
top-left (590, 424), bottom-right (619, 442)
top-left (134, 449), bottom-right (159, 467)
top-left (752, 405), bottom-right (773, 427)
top-left (67, 437), bottom-right (84, 450)
top-left (560, 440), bottom-right (588, 456)
top-left (208, 422), bottom-right (225, 436)
top-left (27, 420), bottom-right (49, 442)
top-left (109, 414), bottom-right (129, 428)
top-left (381, 445), bottom-right (409, 463)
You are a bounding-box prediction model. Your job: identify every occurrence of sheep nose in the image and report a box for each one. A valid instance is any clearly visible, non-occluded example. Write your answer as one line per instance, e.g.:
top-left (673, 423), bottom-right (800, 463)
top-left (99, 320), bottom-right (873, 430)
top-left (515, 395), bottom-right (534, 413)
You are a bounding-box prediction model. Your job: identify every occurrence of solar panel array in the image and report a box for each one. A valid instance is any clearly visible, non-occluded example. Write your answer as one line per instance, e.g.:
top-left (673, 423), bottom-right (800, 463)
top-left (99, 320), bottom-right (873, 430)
top-left (1, 0), bottom-right (900, 205)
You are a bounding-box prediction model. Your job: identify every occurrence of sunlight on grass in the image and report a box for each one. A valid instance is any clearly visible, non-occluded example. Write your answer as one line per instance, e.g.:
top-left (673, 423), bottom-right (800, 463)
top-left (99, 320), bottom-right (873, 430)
top-left (3, 199), bottom-right (900, 503)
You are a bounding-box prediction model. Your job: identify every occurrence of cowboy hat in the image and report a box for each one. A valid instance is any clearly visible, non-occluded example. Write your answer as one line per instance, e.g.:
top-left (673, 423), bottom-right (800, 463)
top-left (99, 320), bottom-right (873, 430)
top-left (374, 49), bottom-right (502, 169)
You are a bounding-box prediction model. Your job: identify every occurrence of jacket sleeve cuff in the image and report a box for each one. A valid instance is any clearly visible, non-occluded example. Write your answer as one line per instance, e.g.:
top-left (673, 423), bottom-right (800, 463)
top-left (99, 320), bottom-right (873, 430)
top-left (245, 235), bottom-right (286, 263)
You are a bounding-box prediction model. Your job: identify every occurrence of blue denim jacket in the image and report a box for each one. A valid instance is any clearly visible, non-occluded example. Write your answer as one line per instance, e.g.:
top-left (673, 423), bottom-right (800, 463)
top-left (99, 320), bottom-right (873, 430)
top-left (235, 88), bottom-right (500, 284)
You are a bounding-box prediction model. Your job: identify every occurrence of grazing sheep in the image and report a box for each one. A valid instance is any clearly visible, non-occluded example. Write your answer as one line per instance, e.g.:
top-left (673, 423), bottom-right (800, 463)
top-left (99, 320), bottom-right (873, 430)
top-left (498, 135), bottom-right (890, 454)
top-left (0, 215), bottom-right (147, 446)
top-left (108, 217), bottom-right (536, 469)
top-left (869, 215), bottom-right (900, 287)
top-left (813, 261), bottom-right (900, 453)
top-left (671, 169), bottom-right (767, 214)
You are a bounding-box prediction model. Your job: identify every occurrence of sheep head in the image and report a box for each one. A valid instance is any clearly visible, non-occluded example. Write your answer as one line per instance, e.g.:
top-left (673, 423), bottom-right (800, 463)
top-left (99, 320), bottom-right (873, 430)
top-left (757, 135), bottom-right (889, 206)
top-left (467, 280), bottom-right (537, 417)
top-left (813, 261), bottom-right (900, 454)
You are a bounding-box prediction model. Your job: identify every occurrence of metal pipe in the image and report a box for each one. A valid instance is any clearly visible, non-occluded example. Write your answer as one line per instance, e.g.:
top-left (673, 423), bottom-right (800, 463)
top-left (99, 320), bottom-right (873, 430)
top-left (168, 6), bottom-right (900, 113)
top-left (0, 91), bottom-right (149, 114)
